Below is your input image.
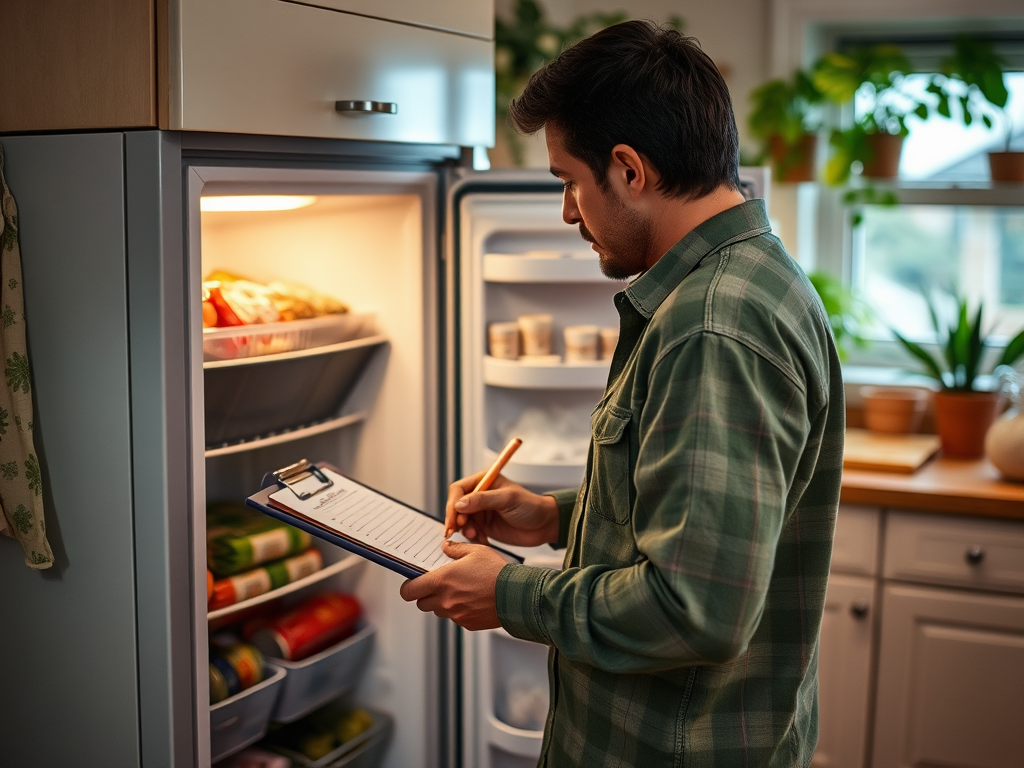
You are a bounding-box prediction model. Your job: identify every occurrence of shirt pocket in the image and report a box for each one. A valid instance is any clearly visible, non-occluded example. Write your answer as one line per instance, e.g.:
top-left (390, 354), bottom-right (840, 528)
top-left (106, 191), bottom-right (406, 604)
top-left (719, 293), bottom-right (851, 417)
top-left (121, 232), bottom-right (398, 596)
top-left (588, 403), bottom-right (634, 525)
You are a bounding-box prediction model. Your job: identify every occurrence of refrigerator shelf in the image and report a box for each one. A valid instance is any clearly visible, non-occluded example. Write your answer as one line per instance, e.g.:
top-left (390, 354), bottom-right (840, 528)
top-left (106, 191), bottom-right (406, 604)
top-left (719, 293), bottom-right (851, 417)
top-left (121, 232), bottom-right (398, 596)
top-left (483, 356), bottom-right (609, 389)
top-left (486, 715), bottom-right (544, 758)
top-left (204, 413), bottom-right (367, 457)
top-left (483, 251), bottom-right (612, 283)
top-left (203, 313), bottom-right (377, 362)
top-left (207, 546), bottom-right (365, 622)
top-left (482, 448), bottom-right (585, 488)
top-left (204, 335), bottom-right (387, 446)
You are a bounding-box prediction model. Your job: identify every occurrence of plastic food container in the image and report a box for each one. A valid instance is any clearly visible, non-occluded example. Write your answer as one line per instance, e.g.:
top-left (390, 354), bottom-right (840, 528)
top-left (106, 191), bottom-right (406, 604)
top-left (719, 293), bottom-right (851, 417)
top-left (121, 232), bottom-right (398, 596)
top-left (203, 313), bottom-right (376, 362)
top-left (210, 663), bottom-right (287, 763)
top-left (270, 624), bottom-right (376, 723)
top-left (270, 709), bottom-right (393, 768)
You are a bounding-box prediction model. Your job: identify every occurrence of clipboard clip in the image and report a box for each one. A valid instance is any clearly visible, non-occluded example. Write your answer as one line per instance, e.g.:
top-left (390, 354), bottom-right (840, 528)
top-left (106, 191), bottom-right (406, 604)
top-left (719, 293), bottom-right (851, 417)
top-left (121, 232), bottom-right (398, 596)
top-left (272, 459), bottom-right (333, 500)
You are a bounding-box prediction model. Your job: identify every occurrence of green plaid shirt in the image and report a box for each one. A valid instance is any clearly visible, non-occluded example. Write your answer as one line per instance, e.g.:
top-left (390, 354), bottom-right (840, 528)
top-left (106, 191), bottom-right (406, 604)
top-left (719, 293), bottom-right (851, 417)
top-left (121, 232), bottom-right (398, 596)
top-left (494, 200), bottom-right (845, 768)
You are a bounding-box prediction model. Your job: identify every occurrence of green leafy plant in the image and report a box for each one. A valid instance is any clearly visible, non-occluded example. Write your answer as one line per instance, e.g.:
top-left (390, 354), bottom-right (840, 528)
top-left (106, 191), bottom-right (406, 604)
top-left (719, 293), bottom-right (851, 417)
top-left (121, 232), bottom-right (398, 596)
top-left (891, 292), bottom-right (1024, 392)
top-left (807, 270), bottom-right (872, 361)
top-left (748, 71), bottom-right (824, 179)
top-left (930, 36), bottom-right (1012, 151)
top-left (813, 45), bottom-right (928, 186)
top-left (494, 0), bottom-right (682, 165)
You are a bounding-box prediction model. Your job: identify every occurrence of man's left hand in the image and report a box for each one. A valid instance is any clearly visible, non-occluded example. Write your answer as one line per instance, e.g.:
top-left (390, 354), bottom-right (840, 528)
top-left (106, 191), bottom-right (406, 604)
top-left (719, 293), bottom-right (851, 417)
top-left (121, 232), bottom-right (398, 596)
top-left (399, 540), bottom-right (507, 630)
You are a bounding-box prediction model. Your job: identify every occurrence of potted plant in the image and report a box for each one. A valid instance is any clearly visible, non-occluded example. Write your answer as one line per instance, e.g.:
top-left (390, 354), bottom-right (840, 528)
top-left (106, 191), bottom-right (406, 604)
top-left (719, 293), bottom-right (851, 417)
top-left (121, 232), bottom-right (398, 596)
top-left (813, 45), bottom-right (927, 185)
top-left (891, 292), bottom-right (1024, 457)
top-left (806, 269), bottom-right (871, 361)
top-left (748, 71), bottom-right (823, 183)
top-left (930, 36), bottom-right (1023, 183)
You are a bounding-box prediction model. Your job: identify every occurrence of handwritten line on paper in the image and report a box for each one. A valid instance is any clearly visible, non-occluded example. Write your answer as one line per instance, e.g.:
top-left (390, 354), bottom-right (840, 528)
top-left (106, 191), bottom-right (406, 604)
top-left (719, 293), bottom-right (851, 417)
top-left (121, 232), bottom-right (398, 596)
top-left (268, 467), bottom-right (454, 573)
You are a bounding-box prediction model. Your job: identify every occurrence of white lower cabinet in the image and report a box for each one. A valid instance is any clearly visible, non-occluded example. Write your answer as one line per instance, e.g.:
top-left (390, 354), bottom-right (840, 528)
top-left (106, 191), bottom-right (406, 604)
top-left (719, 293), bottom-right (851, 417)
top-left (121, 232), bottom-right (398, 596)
top-left (813, 573), bottom-right (877, 768)
top-left (871, 583), bottom-right (1024, 768)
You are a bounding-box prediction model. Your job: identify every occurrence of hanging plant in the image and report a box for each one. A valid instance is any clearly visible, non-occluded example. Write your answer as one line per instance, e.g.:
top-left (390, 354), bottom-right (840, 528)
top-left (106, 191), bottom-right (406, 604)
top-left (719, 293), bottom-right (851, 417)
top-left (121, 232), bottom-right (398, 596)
top-left (494, 0), bottom-right (683, 166)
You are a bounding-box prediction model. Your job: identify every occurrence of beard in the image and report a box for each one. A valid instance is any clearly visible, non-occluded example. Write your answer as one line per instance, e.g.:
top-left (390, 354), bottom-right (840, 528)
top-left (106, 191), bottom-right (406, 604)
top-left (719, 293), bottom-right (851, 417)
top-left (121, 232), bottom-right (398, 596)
top-left (579, 193), bottom-right (654, 281)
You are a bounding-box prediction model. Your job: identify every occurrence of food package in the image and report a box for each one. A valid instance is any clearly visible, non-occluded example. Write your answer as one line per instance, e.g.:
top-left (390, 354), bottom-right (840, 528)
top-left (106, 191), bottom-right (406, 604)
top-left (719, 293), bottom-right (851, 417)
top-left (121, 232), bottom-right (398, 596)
top-left (209, 640), bottom-right (265, 704)
top-left (202, 270), bottom-right (348, 326)
top-left (266, 703), bottom-right (375, 761)
top-left (248, 592), bottom-right (362, 661)
top-left (209, 548), bottom-right (324, 610)
top-left (207, 503), bottom-right (312, 577)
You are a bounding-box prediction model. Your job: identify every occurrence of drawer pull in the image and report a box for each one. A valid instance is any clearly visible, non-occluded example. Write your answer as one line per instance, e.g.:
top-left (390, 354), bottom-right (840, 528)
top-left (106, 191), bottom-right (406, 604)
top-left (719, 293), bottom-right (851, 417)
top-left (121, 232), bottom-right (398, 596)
top-left (850, 600), bottom-right (870, 619)
top-left (335, 100), bottom-right (398, 115)
top-left (965, 545), bottom-right (985, 565)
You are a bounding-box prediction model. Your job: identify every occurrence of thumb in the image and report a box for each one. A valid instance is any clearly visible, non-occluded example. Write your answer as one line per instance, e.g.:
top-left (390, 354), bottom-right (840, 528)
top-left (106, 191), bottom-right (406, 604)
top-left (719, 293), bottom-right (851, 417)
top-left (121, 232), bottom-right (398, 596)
top-left (442, 539), bottom-right (476, 559)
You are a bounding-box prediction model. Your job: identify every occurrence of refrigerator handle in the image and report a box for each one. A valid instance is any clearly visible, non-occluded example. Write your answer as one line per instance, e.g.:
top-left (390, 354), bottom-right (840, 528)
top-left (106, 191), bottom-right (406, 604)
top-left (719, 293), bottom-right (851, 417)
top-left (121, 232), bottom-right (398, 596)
top-left (335, 100), bottom-right (399, 115)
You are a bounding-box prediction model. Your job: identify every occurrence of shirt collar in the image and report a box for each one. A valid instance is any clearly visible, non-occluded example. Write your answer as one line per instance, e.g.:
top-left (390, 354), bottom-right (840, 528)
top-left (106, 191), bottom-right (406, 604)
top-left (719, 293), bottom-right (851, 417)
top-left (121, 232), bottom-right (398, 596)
top-left (624, 198), bottom-right (771, 319)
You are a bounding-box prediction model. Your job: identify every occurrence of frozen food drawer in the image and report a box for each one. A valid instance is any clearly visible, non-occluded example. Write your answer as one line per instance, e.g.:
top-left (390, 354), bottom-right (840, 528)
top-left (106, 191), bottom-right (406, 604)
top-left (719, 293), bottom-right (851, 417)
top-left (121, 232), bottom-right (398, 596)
top-left (210, 664), bottom-right (287, 763)
top-left (285, 0), bottom-right (492, 38)
top-left (175, 0), bottom-right (494, 146)
top-left (883, 511), bottom-right (1024, 595)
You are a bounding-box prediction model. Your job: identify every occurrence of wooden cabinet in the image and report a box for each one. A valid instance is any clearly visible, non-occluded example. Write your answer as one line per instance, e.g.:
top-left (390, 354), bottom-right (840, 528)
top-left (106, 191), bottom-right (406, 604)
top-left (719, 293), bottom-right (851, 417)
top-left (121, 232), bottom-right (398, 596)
top-left (814, 573), bottom-right (877, 768)
top-left (818, 507), bottom-right (1024, 768)
top-left (2, 0), bottom-right (494, 147)
top-left (871, 583), bottom-right (1024, 768)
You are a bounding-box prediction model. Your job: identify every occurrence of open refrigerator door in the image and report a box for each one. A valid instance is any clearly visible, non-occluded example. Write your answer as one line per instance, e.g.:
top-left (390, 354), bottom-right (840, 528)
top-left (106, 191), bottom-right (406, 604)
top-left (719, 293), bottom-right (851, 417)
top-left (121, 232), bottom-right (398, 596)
top-left (450, 172), bottom-right (622, 768)
top-left (185, 165), bottom-right (448, 768)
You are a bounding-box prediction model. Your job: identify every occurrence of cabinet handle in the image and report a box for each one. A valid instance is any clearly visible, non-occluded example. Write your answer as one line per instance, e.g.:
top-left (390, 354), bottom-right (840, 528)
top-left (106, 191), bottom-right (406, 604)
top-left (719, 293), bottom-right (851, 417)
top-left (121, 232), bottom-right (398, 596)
top-left (335, 100), bottom-right (398, 115)
top-left (850, 601), bottom-right (869, 619)
top-left (965, 544), bottom-right (985, 565)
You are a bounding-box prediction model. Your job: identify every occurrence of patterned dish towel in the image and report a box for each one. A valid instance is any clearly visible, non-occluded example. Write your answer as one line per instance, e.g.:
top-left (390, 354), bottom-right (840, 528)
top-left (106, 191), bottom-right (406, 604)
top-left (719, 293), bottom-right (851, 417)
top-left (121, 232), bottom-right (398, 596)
top-left (0, 145), bottom-right (53, 569)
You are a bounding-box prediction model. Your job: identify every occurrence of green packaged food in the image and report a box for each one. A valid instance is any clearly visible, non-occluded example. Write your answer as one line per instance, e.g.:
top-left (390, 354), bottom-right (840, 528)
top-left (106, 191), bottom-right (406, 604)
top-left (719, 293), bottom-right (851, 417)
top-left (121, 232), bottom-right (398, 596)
top-left (207, 502), bottom-right (311, 577)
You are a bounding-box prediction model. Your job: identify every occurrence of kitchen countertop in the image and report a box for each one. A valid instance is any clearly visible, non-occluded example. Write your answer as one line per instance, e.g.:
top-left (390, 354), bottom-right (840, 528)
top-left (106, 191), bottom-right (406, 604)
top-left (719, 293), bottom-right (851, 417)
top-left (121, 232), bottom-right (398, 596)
top-left (842, 453), bottom-right (1024, 520)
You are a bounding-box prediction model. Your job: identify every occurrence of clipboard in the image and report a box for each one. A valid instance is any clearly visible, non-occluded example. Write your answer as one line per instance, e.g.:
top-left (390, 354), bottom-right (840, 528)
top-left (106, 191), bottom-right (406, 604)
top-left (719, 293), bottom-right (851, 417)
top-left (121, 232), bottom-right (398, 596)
top-left (245, 459), bottom-right (523, 580)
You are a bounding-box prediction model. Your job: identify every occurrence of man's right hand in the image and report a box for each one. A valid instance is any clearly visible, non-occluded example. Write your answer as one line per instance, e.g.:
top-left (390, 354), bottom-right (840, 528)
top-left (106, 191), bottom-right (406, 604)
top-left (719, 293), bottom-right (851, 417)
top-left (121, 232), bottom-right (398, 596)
top-left (445, 471), bottom-right (560, 547)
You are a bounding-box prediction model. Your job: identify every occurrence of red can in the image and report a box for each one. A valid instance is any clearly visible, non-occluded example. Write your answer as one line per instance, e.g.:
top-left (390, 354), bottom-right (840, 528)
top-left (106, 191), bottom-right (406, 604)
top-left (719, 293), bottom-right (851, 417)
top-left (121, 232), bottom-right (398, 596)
top-left (249, 593), bottom-right (362, 661)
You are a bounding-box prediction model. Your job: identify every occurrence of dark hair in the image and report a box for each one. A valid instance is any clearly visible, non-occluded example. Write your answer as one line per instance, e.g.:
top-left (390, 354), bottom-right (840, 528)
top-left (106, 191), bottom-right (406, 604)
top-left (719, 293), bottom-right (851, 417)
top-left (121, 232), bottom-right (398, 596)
top-left (509, 20), bottom-right (739, 199)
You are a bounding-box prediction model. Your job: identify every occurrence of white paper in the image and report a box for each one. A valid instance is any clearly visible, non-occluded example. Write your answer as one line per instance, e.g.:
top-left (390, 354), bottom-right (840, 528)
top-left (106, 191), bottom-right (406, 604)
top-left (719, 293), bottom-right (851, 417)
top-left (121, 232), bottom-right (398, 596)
top-left (270, 468), bottom-right (454, 572)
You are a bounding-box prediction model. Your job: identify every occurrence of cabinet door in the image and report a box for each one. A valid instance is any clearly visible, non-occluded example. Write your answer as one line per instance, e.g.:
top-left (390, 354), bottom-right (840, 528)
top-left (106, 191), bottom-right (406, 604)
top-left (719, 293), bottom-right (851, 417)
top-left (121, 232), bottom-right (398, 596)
top-left (872, 583), bottom-right (1024, 768)
top-left (813, 574), bottom-right (876, 768)
top-left (285, 0), bottom-right (492, 38)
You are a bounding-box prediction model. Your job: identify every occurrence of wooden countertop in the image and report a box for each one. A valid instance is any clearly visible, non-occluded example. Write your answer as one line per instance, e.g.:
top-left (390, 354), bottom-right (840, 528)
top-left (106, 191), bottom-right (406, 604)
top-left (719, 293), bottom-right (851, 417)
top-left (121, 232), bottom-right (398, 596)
top-left (842, 451), bottom-right (1024, 520)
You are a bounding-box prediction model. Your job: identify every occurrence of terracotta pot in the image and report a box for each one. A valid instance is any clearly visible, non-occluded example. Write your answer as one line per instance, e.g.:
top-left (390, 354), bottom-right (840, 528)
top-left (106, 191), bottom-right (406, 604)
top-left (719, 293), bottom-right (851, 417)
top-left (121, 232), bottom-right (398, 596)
top-left (767, 133), bottom-right (817, 183)
top-left (932, 390), bottom-right (1001, 458)
top-left (862, 133), bottom-right (904, 179)
top-left (988, 151), bottom-right (1024, 183)
top-left (860, 386), bottom-right (928, 434)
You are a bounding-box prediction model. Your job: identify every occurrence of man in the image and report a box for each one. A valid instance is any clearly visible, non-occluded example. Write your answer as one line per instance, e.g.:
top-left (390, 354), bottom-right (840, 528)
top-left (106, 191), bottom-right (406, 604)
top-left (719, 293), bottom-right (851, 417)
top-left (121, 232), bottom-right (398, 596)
top-left (401, 20), bottom-right (844, 768)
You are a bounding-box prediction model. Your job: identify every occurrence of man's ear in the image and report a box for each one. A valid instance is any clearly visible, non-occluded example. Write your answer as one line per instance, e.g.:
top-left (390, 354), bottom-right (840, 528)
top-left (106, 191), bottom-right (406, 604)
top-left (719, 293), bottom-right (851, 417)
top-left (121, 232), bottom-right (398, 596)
top-left (609, 144), bottom-right (648, 199)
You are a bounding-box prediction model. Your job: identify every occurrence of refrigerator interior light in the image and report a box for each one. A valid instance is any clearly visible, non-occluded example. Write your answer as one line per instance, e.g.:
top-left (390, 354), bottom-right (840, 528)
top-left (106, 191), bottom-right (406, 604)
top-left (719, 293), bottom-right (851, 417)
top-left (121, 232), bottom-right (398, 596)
top-left (200, 195), bottom-right (317, 212)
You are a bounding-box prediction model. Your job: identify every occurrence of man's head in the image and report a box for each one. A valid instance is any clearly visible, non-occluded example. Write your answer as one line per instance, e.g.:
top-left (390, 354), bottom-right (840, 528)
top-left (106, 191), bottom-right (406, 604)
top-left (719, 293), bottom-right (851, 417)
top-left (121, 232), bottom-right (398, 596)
top-left (509, 21), bottom-right (740, 278)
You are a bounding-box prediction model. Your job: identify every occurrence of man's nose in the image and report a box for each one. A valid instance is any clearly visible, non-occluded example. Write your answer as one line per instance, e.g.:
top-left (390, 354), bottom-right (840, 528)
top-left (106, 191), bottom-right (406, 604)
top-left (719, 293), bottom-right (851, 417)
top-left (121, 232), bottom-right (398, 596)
top-left (561, 191), bottom-right (581, 225)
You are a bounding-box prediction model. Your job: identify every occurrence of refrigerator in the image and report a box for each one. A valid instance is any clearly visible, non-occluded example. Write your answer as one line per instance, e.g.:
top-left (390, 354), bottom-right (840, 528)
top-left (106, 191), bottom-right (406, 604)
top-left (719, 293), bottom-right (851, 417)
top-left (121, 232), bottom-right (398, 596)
top-left (0, 129), bottom-right (768, 768)
top-left (0, 127), bottom-right (600, 768)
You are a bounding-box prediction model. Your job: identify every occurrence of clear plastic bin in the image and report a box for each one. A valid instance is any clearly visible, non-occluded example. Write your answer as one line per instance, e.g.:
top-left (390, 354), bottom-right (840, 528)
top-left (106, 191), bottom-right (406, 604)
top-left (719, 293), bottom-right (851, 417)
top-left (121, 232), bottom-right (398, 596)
top-left (268, 709), bottom-right (393, 768)
top-left (203, 313), bottom-right (376, 362)
top-left (269, 623), bottom-right (376, 723)
top-left (210, 664), bottom-right (287, 763)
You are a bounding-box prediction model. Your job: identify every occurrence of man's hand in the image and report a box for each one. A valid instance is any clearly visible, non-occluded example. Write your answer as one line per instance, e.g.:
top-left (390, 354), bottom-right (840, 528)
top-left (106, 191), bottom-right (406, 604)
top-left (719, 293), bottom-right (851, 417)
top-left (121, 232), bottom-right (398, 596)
top-left (445, 472), bottom-right (560, 547)
top-left (400, 540), bottom-right (508, 630)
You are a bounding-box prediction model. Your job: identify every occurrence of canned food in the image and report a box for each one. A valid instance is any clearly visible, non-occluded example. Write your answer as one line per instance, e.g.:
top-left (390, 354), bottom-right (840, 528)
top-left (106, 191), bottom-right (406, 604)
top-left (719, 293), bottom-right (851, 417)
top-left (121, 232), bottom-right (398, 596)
top-left (210, 642), bottom-right (265, 701)
top-left (209, 548), bottom-right (323, 610)
top-left (250, 593), bottom-right (362, 661)
top-left (209, 663), bottom-right (231, 705)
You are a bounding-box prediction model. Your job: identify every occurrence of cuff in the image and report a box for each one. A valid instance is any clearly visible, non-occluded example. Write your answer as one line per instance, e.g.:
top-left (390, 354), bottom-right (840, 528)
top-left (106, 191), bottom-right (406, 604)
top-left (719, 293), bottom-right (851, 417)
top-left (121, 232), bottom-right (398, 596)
top-left (546, 488), bottom-right (579, 550)
top-left (495, 563), bottom-right (553, 645)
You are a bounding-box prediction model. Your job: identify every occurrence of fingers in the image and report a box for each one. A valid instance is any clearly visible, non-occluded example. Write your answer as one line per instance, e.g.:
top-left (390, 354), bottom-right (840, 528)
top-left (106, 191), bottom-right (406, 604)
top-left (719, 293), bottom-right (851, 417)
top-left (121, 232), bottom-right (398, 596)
top-left (453, 487), bottom-right (515, 517)
top-left (399, 572), bottom-right (438, 602)
top-left (445, 470), bottom-right (488, 536)
top-left (442, 539), bottom-right (475, 559)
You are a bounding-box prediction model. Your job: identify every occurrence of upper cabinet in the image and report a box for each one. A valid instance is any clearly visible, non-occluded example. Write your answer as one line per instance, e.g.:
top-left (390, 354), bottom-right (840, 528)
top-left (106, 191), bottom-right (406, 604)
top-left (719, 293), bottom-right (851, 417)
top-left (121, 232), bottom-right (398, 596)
top-left (285, 0), bottom-right (492, 38)
top-left (1, 0), bottom-right (495, 148)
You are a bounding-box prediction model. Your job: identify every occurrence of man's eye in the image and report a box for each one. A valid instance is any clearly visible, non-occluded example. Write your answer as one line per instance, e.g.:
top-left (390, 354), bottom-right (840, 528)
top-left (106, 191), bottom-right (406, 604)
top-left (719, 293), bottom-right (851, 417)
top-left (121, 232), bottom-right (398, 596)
top-left (562, 182), bottom-right (574, 192)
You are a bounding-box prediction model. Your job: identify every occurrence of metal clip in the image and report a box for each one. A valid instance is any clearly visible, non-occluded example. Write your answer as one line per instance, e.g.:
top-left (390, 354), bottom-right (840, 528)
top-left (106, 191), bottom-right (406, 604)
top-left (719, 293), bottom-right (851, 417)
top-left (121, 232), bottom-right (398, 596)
top-left (272, 459), bottom-right (333, 500)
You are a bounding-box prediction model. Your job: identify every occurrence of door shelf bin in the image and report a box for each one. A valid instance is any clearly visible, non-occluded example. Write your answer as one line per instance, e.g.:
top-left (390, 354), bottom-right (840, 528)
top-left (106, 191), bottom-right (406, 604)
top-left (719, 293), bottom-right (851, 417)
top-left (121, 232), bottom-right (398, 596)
top-left (483, 356), bottom-right (609, 390)
top-left (210, 663), bottom-right (287, 763)
top-left (483, 449), bottom-right (584, 489)
top-left (268, 709), bottom-right (394, 768)
top-left (270, 624), bottom-right (377, 723)
top-left (487, 715), bottom-right (544, 758)
top-left (204, 335), bottom-right (387, 447)
top-left (203, 313), bottom-right (378, 362)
